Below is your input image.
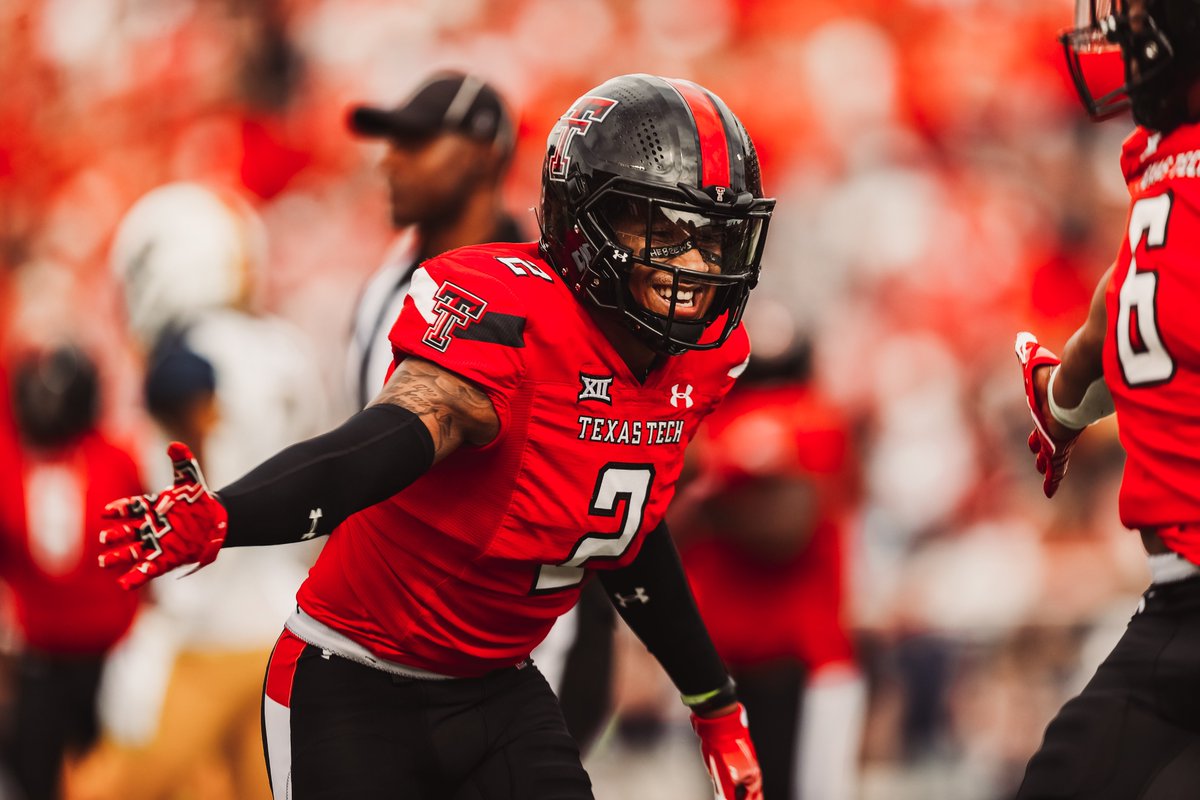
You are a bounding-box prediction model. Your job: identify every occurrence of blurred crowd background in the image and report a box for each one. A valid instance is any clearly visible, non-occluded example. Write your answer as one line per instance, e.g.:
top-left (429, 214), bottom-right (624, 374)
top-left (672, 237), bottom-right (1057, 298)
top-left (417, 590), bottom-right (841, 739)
top-left (0, 0), bottom-right (1156, 798)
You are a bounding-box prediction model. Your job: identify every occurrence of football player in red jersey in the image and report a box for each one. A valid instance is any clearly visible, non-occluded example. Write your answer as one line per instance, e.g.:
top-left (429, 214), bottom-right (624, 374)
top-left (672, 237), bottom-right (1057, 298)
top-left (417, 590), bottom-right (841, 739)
top-left (1016, 1), bottom-right (1200, 796)
top-left (674, 331), bottom-right (864, 800)
top-left (344, 72), bottom-right (614, 755)
top-left (0, 346), bottom-right (143, 800)
top-left (97, 74), bottom-right (773, 800)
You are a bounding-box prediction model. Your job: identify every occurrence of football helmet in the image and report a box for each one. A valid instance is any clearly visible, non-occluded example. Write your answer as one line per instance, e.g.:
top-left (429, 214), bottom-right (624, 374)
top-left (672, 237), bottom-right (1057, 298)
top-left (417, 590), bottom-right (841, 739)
top-left (11, 345), bottom-right (99, 449)
top-left (109, 183), bottom-right (266, 348)
top-left (1061, 0), bottom-right (1200, 131)
top-left (538, 74), bottom-right (774, 355)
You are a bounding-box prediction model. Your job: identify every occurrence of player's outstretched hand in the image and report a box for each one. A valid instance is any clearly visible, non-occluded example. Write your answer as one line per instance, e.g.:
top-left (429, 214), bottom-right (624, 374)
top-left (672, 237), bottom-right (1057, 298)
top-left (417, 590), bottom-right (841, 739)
top-left (1015, 332), bottom-right (1083, 498)
top-left (691, 703), bottom-right (763, 800)
top-left (98, 442), bottom-right (227, 590)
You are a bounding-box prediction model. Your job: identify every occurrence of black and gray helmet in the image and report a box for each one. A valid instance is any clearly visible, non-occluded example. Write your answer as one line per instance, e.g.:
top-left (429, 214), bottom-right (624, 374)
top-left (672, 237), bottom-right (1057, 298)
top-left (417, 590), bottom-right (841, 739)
top-left (538, 74), bottom-right (775, 355)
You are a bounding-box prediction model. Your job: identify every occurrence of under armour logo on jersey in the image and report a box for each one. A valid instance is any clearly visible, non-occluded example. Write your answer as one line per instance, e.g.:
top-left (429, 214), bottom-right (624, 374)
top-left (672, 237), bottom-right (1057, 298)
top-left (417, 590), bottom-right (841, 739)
top-left (613, 587), bottom-right (649, 608)
top-left (422, 281), bottom-right (487, 353)
top-left (578, 372), bottom-right (614, 405)
top-left (670, 384), bottom-right (694, 409)
top-left (611, 248), bottom-right (629, 263)
top-left (301, 508), bottom-right (323, 540)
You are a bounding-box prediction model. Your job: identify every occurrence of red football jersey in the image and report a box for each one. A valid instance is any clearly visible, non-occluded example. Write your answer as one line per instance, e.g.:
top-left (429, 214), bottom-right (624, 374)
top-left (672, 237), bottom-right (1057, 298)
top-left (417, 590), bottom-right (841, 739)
top-left (679, 383), bottom-right (856, 669)
top-left (0, 430), bottom-right (144, 654)
top-left (299, 242), bottom-right (749, 675)
top-left (1105, 123), bottom-right (1200, 552)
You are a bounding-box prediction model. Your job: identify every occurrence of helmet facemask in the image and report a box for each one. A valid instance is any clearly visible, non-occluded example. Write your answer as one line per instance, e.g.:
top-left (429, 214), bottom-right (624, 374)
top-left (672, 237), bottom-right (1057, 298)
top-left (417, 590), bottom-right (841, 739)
top-left (574, 181), bottom-right (771, 356)
top-left (1062, 0), bottom-right (1200, 131)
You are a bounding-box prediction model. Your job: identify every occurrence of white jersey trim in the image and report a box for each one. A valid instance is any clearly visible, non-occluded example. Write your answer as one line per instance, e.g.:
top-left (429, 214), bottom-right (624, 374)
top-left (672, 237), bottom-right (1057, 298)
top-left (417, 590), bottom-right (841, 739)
top-left (286, 608), bottom-right (455, 680)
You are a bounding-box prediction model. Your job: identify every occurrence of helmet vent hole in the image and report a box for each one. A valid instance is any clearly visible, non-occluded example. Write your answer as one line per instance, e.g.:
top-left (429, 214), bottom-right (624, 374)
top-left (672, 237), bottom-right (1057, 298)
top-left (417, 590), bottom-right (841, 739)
top-left (636, 118), bottom-right (665, 165)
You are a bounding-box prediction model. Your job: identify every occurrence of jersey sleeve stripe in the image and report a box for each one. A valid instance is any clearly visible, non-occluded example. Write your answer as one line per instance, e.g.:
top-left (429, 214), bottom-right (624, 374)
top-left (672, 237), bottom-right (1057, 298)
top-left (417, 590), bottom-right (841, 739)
top-left (456, 311), bottom-right (527, 347)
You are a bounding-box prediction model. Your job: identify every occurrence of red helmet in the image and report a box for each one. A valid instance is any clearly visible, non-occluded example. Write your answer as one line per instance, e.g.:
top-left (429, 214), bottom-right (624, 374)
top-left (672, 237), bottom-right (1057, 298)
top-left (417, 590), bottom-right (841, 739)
top-left (1062, 0), bottom-right (1200, 131)
top-left (538, 74), bottom-right (774, 355)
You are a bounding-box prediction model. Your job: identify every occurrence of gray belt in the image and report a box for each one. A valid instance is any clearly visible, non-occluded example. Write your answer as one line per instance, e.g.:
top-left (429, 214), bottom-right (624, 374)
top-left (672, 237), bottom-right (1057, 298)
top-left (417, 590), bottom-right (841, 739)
top-left (286, 608), bottom-right (454, 680)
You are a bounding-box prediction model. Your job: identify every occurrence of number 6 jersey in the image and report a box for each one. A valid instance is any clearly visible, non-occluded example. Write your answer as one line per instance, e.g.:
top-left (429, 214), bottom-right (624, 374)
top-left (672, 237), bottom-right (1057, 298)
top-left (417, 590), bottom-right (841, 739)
top-left (1106, 124), bottom-right (1200, 547)
top-left (298, 242), bottom-right (749, 675)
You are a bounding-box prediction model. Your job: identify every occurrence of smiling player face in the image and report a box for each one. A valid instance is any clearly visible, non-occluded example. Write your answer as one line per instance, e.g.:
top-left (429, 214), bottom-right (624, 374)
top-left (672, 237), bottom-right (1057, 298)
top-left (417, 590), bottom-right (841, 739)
top-left (624, 251), bottom-right (719, 321)
top-left (603, 198), bottom-right (728, 321)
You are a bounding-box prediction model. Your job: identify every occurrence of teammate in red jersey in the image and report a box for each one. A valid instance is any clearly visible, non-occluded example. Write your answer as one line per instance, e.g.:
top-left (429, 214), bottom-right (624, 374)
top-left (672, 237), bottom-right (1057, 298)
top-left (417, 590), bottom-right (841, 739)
top-left (97, 74), bottom-right (773, 800)
top-left (675, 333), bottom-right (864, 800)
top-left (1016, 1), bottom-right (1200, 796)
top-left (0, 346), bottom-right (143, 800)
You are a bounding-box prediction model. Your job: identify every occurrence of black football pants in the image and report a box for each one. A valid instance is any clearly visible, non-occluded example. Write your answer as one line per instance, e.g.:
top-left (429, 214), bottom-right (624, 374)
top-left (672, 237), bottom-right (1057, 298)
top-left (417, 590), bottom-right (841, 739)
top-left (261, 631), bottom-right (593, 800)
top-left (3, 651), bottom-right (105, 800)
top-left (1016, 576), bottom-right (1200, 799)
top-left (554, 581), bottom-right (615, 755)
top-left (734, 660), bottom-right (806, 800)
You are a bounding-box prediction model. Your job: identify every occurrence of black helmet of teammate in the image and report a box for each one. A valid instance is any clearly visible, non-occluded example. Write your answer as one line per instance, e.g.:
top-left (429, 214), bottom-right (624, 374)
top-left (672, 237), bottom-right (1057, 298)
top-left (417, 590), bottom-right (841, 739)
top-left (1062, 0), bottom-right (1200, 131)
top-left (11, 345), bottom-right (100, 450)
top-left (538, 74), bottom-right (775, 356)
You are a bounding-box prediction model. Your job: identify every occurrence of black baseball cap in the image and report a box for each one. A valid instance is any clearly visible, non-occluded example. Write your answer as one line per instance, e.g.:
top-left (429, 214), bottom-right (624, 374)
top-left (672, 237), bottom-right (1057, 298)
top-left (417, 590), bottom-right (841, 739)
top-left (349, 71), bottom-right (514, 156)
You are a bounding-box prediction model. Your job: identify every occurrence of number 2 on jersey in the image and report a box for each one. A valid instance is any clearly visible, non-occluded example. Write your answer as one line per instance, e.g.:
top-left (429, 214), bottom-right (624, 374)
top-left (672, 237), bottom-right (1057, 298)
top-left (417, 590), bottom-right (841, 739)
top-left (1117, 193), bottom-right (1175, 386)
top-left (532, 464), bottom-right (655, 593)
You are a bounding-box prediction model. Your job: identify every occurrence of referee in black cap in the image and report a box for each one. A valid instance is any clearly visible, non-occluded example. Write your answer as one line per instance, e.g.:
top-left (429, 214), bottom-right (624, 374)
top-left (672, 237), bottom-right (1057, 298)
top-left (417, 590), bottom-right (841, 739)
top-left (345, 70), bottom-right (525, 412)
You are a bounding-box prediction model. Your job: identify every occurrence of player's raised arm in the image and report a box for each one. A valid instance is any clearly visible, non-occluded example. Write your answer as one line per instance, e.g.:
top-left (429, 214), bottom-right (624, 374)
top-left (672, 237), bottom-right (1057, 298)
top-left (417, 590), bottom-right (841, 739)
top-left (98, 356), bottom-right (498, 589)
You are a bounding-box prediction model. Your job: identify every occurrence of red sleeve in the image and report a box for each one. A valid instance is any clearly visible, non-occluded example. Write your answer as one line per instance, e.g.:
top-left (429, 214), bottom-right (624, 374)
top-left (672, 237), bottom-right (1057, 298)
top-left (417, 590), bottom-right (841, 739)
top-left (387, 254), bottom-right (528, 434)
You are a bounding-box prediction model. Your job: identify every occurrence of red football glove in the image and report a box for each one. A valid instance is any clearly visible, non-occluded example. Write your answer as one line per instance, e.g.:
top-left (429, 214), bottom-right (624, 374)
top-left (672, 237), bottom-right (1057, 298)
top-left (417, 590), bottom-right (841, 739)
top-left (691, 704), bottom-right (763, 800)
top-left (98, 442), bottom-right (227, 590)
top-left (1015, 332), bottom-right (1082, 499)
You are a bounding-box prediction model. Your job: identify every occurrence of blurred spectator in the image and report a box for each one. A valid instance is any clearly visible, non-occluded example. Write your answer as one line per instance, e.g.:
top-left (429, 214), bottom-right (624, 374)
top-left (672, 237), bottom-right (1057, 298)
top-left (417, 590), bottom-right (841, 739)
top-left (0, 345), bottom-right (142, 800)
top-left (141, 333), bottom-right (218, 463)
top-left (72, 182), bottom-right (326, 800)
top-left (670, 307), bottom-right (865, 800)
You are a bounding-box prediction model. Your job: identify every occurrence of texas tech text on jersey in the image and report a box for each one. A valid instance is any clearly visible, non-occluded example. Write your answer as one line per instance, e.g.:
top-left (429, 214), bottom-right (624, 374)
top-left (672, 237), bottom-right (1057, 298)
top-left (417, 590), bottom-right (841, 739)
top-left (576, 414), bottom-right (685, 445)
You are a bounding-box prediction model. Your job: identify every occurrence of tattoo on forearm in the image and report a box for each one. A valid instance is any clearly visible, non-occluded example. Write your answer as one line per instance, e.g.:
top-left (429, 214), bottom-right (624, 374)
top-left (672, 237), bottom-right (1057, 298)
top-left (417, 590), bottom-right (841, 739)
top-left (371, 359), bottom-right (497, 458)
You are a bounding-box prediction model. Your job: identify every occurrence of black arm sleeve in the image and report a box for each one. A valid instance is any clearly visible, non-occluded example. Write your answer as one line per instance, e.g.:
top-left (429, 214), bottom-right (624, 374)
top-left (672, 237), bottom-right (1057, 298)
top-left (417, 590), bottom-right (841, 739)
top-left (598, 520), bottom-right (731, 699)
top-left (217, 404), bottom-right (434, 547)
